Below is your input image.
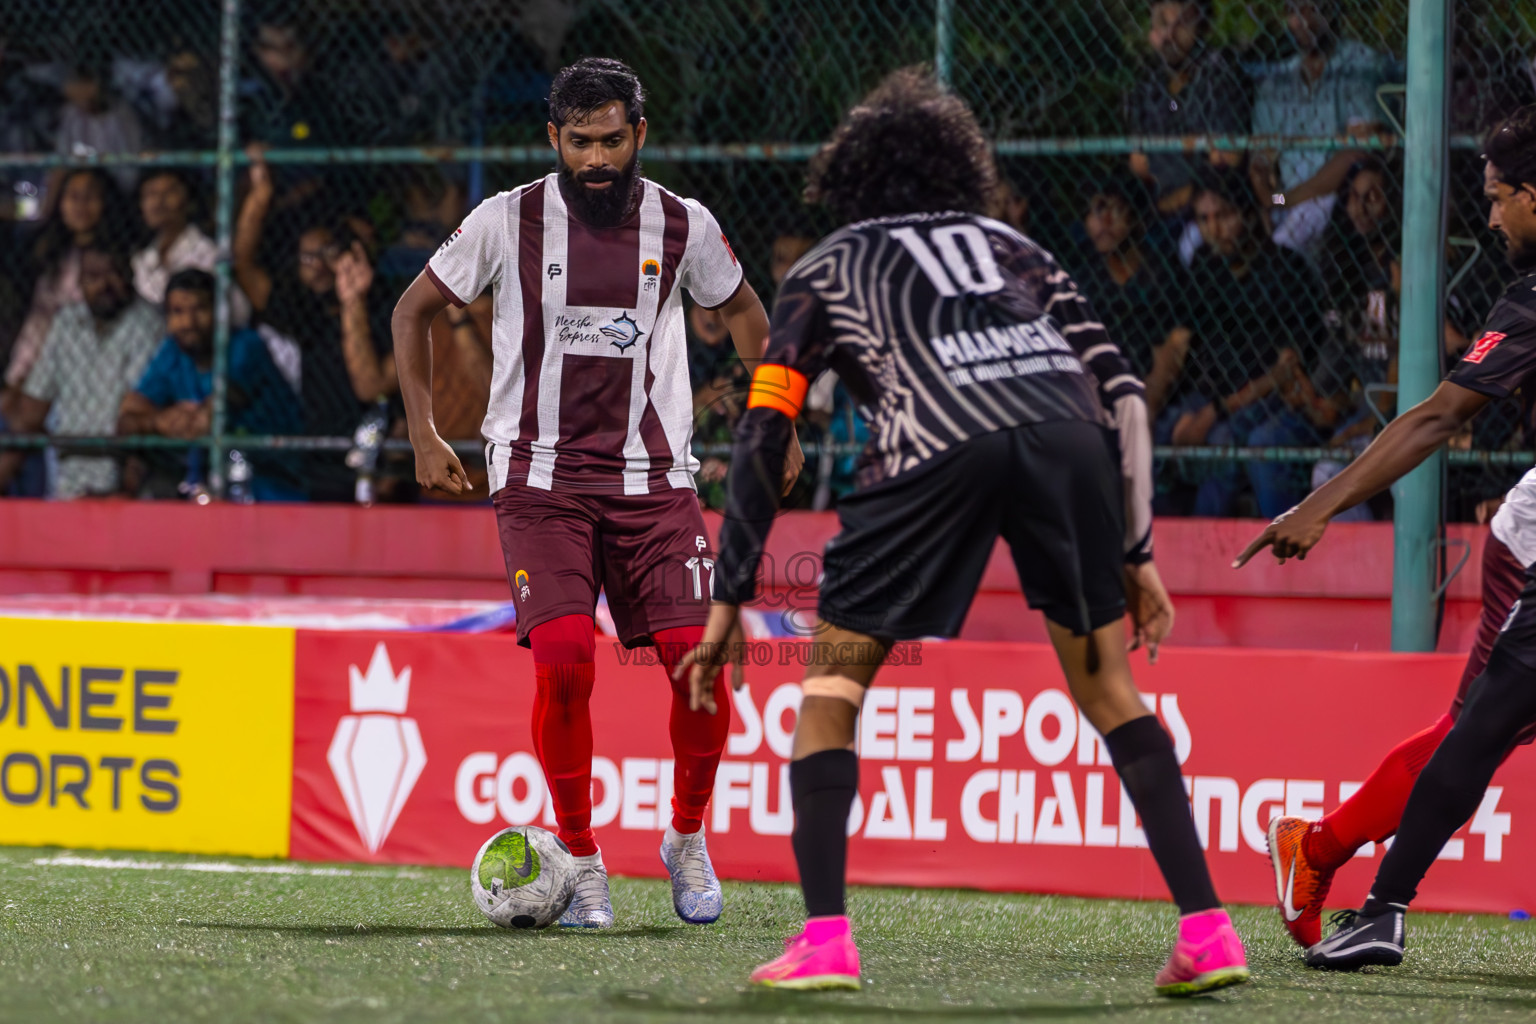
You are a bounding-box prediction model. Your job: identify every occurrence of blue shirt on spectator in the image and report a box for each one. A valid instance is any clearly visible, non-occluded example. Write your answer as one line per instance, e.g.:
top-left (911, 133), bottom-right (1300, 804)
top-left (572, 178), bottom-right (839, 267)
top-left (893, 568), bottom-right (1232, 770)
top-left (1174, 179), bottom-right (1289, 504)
top-left (135, 328), bottom-right (305, 500)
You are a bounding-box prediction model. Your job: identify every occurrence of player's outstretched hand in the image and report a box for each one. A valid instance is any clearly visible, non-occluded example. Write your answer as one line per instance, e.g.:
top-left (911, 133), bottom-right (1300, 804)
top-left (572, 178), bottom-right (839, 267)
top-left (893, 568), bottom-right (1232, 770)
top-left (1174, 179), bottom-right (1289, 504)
top-left (674, 602), bottom-right (744, 715)
top-left (1124, 561), bottom-right (1174, 664)
top-left (781, 432), bottom-right (805, 496)
top-left (410, 431), bottom-right (467, 494)
top-left (1232, 503), bottom-right (1329, 567)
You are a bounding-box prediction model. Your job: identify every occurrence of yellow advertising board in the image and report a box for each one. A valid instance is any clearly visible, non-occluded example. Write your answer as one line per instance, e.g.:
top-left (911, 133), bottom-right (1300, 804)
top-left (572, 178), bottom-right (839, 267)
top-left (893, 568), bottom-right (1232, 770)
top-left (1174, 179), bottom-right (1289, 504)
top-left (0, 618), bottom-right (296, 857)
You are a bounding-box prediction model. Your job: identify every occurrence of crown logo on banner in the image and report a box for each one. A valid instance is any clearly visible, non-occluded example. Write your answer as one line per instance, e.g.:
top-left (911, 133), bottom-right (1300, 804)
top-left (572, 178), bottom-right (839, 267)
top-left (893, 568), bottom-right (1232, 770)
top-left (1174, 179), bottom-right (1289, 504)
top-left (328, 642), bottom-right (427, 854)
top-left (349, 642), bottom-right (412, 714)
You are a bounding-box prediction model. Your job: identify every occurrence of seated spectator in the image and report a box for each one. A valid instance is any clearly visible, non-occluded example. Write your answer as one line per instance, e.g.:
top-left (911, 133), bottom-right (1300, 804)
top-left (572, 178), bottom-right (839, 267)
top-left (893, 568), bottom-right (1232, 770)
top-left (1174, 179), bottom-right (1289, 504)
top-left (234, 151), bottom-right (396, 501)
top-left (132, 169), bottom-right (250, 324)
top-left (376, 167), bottom-right (467, 291)
top-left (1125, 0), bottom-right (1250, 220)
top-left (1305, 158), bottom-right (1477, 519)
top-left (992, 176), bottom-right (1031, 236)
top-left (0, 245), bottom-right (162, 498)
top-left (0, 31), bottom-right (57, 227)
top-left (1065, 174), bottom-right (1176, 407)
top-left (770, 230), bottom-right (816, 292)
top-left (240, 9), bottom-right (332, 147)
top-left (1162, 168), bottom-right (1329, 517)
top-left (1251, 1), bottom-right (1395, 261)
top-left (686, 299), bottom-right (748, 508)
top-left (5, 169), bottom-right (131, 394)
top-left (335, 7), bottom-right (466, 146)
top-left (156, 46), bottom-right (218, 150)
top-left (117, 269), bottom-right (302, 501)
top-left (55, 62), bottom-right (146, 195)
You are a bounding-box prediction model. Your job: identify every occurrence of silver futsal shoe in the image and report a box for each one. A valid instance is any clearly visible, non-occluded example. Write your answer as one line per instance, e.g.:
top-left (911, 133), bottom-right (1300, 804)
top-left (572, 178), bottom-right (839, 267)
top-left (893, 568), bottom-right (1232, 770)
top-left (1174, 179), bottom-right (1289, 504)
top-left (558, 851), bottom-right (615, 929)
top-left (660, 825), bottom-right (724, 924)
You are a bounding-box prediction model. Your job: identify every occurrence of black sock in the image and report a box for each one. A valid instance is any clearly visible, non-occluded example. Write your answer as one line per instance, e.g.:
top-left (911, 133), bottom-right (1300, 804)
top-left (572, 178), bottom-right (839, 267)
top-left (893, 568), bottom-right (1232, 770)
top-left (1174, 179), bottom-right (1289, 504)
top-left (790, 749), bottom-right (859, 918)
top-left (1370, 645), bottom-right (1536, 907)
top-left (1105, 715), bottom-right (1220, 915)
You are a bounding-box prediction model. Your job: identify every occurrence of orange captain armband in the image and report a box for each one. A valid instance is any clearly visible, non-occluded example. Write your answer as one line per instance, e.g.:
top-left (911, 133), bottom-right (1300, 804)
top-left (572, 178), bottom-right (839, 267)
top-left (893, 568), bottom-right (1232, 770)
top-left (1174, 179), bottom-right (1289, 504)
top-left (747, 364), bottom-right (809, 418)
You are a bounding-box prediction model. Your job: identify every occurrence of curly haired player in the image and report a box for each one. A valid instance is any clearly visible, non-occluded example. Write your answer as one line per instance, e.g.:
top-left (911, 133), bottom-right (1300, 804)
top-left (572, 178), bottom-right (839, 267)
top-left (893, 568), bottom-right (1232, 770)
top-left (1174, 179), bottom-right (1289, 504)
top-left (679, 68), bottom-right (1249, 996)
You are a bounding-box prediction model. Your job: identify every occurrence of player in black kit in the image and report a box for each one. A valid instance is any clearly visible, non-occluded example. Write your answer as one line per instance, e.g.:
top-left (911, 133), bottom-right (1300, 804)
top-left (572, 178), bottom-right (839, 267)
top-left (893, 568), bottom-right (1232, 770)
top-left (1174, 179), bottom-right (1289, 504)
top-left (676, 69), bottom-right (1250, 997)
top-left (1238, 106), bottom-right (1536, 971)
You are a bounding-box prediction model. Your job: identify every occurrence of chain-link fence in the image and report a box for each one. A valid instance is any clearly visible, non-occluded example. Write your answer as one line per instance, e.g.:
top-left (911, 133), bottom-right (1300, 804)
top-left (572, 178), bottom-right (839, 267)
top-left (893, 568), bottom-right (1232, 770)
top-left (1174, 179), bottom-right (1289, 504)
top-left (0, 0), bottom-right (1531, 517)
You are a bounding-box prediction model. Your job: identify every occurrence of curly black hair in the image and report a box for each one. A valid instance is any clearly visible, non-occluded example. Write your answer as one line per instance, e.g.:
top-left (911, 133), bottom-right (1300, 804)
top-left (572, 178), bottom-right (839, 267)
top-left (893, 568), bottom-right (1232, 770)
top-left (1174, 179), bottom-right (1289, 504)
top-left (1485, 103), bottom-right (1536, 190)
top-left (548, 57), bottom-right (645, 129)
top-left (806, 67), bottom-right (996, 225)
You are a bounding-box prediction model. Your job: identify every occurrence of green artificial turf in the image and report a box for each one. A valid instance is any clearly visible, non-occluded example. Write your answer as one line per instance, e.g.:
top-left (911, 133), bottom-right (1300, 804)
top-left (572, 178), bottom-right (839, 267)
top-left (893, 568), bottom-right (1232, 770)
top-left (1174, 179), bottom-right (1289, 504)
top-left (2, 845), bottom-right (1534, 1023)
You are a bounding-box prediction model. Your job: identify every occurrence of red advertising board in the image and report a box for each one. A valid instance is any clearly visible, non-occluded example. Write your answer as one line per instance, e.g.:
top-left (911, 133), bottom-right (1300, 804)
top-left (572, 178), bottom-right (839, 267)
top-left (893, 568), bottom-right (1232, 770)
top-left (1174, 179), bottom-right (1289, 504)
top-left (291, 630), bottom-right (1532, 915)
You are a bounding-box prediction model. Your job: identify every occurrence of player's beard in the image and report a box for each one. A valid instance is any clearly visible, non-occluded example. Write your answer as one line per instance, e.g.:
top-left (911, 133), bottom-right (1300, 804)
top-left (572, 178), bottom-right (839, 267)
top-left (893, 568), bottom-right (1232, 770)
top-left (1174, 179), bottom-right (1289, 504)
top-left (558, 153), bottom-right (642, 229)
top-left (1505, 233), bottom-right (1536, 273)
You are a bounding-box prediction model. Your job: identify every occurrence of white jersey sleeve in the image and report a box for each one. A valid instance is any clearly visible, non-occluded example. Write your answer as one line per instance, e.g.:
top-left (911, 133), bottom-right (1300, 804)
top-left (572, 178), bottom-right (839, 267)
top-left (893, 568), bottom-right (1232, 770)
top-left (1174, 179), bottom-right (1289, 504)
top-left (426, 191), bottom-right (509, 307)
top-left (1492, 465), bottom-right (1536, 570)
top-left (679, 200), bottom-right (745, 309)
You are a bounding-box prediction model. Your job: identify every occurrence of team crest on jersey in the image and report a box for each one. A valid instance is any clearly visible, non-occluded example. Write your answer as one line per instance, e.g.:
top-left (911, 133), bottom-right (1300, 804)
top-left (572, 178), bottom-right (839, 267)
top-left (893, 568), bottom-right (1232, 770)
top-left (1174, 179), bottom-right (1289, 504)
top-left (514, 569), bottom-right (530, 601)
top-left (642, 259), bottom-right (660, 276)
top-left (600, 312), bottom-right (646, 351)
top-left (1464, 331), bottom-right (1507, 364)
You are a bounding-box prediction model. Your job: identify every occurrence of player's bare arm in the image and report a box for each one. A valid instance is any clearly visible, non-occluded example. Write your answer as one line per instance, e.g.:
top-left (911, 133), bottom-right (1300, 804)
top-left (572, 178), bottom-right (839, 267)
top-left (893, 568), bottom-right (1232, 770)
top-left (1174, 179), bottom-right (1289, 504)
top-left (1234, 380), bottom-right (1489, 567)
top-left (715, 279), bottom-right (805, 494)
top-left (392, 271), bottom-right (467, 495)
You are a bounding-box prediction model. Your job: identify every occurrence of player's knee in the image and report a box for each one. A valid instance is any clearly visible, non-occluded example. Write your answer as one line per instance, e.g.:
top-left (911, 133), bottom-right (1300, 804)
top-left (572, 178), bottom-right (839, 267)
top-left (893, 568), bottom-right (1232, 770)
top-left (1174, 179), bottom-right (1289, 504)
top-left (530, 614), bottom-right (596, 665)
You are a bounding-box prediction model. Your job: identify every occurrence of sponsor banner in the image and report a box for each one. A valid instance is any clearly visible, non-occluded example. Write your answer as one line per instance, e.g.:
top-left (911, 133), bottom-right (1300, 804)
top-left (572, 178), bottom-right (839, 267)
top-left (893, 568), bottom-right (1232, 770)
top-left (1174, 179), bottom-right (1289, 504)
top-left (0, 618), bottom-right (295, 857)
top-left (290, 632), bottom-right (1532, 914)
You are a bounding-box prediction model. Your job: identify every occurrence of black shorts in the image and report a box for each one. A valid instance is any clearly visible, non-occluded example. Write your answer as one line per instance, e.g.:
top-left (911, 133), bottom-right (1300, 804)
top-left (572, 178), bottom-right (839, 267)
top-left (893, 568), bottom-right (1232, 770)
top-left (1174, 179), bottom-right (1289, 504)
top-left (818, 420), bottom-right (1127, 642)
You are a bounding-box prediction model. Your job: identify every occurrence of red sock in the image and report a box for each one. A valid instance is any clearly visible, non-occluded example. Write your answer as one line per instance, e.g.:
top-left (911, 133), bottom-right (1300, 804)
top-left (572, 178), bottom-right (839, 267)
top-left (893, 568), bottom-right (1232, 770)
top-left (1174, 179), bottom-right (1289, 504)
top-left (530, 616), bottom-right (598, 857)
top-left (1305, 713), bottom-right (1454, 871)
top-left (654, 625), bottom-right (730, 834)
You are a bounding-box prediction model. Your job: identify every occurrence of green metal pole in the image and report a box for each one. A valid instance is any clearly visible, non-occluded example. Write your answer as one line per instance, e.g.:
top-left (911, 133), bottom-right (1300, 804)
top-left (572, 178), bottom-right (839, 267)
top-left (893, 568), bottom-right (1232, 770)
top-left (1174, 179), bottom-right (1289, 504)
top-left (1392, 0), bottom-right (1450, 651)
top-left (935, 0), bottom-right (954, 88)
top-left (209, 0), bottom-right (242, 498)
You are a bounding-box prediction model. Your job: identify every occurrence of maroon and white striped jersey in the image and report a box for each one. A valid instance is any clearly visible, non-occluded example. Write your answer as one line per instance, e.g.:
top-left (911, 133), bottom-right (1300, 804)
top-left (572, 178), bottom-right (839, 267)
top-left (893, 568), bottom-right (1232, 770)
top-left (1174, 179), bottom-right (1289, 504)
top-left (426, 174), bottom-right (744, 494)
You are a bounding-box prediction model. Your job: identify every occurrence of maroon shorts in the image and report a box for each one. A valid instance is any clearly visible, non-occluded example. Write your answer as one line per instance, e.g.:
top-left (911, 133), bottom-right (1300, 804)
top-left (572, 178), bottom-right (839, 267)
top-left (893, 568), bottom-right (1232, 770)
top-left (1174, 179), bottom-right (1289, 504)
top-left (493, 484), bottom-right (711, 649)
top-left (1453, 531), bottom-right (1536, 746)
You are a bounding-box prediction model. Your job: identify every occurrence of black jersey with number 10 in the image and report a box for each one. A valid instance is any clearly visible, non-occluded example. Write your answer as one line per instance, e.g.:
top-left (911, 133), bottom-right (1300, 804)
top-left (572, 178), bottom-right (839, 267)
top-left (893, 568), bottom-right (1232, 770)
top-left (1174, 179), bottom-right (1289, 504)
top-left (764, 211), bottom-right (1143, 490)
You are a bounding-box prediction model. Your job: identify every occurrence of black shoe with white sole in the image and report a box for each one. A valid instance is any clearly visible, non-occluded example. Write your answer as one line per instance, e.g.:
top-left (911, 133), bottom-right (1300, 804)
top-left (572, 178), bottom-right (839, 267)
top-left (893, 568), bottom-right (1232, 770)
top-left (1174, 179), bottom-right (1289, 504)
top-left (1305, 906), bottom-right (1406, 970)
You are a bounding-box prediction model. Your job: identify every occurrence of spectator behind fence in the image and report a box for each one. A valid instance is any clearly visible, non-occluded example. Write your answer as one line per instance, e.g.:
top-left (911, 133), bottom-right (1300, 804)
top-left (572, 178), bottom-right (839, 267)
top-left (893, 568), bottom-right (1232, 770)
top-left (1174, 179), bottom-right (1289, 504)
top-left (770, 231), bottom-right (816, 291)
top-left (235, 151), bottom-right (397, 501)
top-left (335, 6), bottom-right (465, 145)
top-left (0, 245), bottom-right (162, 498)
top-left (686, 299), bottom-right (748, 508)
top-left (1164, 168), bottom-right (1328, 517)
top-left (55, 61), bottom-right (146, 195)
top-left (1125, 0), bottom-right (1251, 220)
top-left (1066, 174), bottom-right (1178, 410)
top-left (1306, 158), bottom-right (1478, 519)
top-left (1251, 0), bottom-right (1395, 261)
top-left (0, 31), bottom-right (57, 228)
top-left (133, 169), bottom-right (250, 324)
top-left (376, 167), bottom-right (467, 292)
top-left (117, 268), bottom-right (302, 501)
top-left (157, 46), bottom-right (218, 150)
top-left (5, 169), bottom-right (131, 392)
top-left (242, 8), bottom-right (326, 145)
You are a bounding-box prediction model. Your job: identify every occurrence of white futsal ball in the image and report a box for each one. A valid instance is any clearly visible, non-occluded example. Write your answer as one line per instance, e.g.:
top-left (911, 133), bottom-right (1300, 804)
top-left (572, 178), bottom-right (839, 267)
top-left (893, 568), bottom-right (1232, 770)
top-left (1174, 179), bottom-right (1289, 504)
top-left (470, 825), bottom-right (576, 929)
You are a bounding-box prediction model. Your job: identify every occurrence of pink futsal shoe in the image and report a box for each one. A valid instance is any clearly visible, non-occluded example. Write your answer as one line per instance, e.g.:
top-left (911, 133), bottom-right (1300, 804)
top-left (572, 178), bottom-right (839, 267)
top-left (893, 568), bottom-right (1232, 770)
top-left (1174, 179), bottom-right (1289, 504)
top-left (749, 915), bottom-right (862, 990)
top-left (1154, 908), bottom-right (1251, 997)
